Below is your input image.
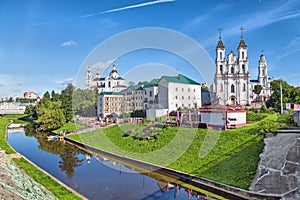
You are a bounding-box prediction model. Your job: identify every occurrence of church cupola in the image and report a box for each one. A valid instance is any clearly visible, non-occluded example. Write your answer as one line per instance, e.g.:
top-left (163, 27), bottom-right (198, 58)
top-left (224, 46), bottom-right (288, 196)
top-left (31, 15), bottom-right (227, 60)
top-left (109, 64), bottom-right (119, 79)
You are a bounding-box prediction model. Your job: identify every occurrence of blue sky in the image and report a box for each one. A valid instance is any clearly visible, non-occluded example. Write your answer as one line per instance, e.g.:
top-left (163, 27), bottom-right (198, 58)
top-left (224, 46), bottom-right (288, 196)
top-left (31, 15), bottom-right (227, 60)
top-left (0, 0), bottom-right (300, 98)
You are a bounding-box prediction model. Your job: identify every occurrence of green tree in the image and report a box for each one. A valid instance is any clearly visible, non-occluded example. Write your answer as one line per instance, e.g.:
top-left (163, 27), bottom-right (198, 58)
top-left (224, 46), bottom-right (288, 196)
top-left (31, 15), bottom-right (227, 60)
top-left (253, 85), bottom-right (263, 101)
top-left (60, 84), bottom-right (74, 122)
top-left (39, 101), bottom-right (66, 131)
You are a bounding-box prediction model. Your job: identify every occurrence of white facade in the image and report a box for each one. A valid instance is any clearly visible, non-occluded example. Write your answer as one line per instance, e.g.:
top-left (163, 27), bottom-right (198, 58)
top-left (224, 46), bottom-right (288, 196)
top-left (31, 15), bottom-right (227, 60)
top-left (199, 107), bottom-right (246, 129)
top-left (86, 64), bottom-right (126, 93)
top-left (158, 74), bottom-right (202, 111)
top-left (0, 102), bottom-right (26, 114)
top-left (213, 31), bottom-right (271, 105)
top-left (143, 85), bottom-right (158, 109)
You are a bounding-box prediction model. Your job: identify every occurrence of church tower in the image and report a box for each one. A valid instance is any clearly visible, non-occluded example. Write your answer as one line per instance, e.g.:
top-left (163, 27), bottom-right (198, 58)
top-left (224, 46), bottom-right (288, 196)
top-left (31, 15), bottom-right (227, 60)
top-left (213, 27), bottom-right (251, 106)
top-left (257, 54), bottom-right (270, 101)
top-left (86, 65), bottom-right (92, 89)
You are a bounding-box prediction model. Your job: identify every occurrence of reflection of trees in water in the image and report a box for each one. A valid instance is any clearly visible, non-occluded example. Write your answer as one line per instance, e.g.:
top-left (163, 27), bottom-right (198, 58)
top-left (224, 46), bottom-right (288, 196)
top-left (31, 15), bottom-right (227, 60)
top-left (59, 147), bottom-right (84, 177)
top-left (25, 125), bottom-right (89, 178)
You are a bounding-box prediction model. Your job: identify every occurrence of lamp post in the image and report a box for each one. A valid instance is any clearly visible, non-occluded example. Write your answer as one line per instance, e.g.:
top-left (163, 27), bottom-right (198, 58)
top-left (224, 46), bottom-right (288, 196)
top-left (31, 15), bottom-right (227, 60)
top-left (280, 79), bottom-right (283, 115)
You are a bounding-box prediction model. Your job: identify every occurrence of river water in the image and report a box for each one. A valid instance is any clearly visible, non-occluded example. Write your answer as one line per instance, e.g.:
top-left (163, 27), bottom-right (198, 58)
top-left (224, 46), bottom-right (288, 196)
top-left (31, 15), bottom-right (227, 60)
top-left (7, 126), bottom-right (213, 200)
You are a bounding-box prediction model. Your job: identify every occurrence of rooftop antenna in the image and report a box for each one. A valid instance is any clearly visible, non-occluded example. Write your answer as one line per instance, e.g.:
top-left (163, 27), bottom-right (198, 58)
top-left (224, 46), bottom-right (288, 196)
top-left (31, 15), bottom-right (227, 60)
top-left (218, 28), bottom-right (222, 40)
top-left (239, 26), bottom-right (245, 39)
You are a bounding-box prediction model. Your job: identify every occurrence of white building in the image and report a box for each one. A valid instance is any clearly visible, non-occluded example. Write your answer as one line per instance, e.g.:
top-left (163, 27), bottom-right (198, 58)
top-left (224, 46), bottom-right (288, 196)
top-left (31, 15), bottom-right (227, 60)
top-left (0, 102), bottom-right (26, 115)
top-left (158, 74), bottom-right (202, 112)
top-left (97, 91), bottom-right (124, 117)
top-left (199, 105), bottom-right (246, 129)
top-left (86, 64), bottom-right (127, 93)
top-left (212, 29), bottom-right (271, 106)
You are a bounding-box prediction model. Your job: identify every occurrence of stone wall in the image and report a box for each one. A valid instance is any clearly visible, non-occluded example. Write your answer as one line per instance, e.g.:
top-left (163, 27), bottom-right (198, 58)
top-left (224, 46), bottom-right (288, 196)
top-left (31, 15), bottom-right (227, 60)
top-left (250, 133), bottom-right (300, 199)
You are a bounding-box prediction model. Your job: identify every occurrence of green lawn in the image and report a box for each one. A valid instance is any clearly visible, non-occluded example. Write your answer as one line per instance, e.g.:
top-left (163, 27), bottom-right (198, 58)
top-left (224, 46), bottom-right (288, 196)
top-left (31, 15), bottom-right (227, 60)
top-left (0, 116), bottom-right (82, 199)
top-left (4, 114), bottom-right (28, 119)
top-left (53, 122), bottom-right (86, 134)
top-left (67, 114), bottom-right (279, 190)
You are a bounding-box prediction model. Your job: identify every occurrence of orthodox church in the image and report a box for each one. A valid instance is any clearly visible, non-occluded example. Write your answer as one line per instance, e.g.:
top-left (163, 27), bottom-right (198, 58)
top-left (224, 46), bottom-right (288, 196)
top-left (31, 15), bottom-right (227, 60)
top-left (212, 28), bottom-right (271, 106)
top-left (86, 64), bottom-right (126, 92)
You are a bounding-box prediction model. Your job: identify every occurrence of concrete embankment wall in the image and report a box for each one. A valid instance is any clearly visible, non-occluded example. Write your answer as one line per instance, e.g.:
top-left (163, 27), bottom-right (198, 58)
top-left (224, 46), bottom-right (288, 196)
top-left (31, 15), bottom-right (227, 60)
top-left (65, 137), bottom-right (282, 200)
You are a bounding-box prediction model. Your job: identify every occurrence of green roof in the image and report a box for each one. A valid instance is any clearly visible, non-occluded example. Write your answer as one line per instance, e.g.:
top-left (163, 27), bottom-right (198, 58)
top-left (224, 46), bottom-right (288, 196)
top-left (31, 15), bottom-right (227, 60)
top-left (100, 91), bottom-right (124, 95)
top-left (150, 78), bottom-right (160, 84)
top-left (128, 85), bottom-right (143, 91)
top-left (161, 74), bottom-right (200, 85)
top-left (143, 82), bottom-right (158, 88)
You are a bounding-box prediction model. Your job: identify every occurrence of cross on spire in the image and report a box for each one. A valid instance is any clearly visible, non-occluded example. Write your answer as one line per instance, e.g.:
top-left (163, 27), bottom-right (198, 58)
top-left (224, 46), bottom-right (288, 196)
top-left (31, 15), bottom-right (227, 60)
top-left (239, 26), bottom-right (245, 39)
top-left (218, 28), bottom-right (222, 40)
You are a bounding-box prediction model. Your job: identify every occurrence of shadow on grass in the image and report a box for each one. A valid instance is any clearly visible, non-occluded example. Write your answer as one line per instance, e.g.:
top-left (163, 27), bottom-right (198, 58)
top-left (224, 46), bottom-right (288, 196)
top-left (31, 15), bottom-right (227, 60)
top-left (192, 137), bottom-right (264, 190)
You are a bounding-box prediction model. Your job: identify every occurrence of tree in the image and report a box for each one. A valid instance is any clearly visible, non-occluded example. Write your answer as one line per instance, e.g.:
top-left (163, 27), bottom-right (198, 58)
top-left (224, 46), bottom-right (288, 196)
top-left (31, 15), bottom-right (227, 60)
top-left (138, 81), bottom-right (148, 85)
top-left (25, 105), bottom-right (36, 118)
top-left (39, 101), bottom-right (66, 131)
top-left (60, 84), bottom-right (74, 122)
top-left (128, 81), bottom-right (135, 86)
top-left (253, 85), bottom-right (263, 101)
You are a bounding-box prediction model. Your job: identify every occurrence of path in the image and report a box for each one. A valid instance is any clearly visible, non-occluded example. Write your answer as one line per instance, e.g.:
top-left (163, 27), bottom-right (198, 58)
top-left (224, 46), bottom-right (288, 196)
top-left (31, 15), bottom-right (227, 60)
top-left (250, 133), bottom-right (300, 199)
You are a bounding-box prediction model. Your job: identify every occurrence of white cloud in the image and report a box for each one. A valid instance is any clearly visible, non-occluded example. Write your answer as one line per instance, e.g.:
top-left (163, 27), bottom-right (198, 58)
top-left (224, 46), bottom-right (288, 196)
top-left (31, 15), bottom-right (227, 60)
top-left (16, 82), bottom-right (24, 86)
top-left (201, 0), bottom-right (300, 48)
top-left (89, 59), bottom-right (116, 71)
top-left (81, 0), bottom-right (175, 18)
top-left (60, 41), bottom-right (78, 47)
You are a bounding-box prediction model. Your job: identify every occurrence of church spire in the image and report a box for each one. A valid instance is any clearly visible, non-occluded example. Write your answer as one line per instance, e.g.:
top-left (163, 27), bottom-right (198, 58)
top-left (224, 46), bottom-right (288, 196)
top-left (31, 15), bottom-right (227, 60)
top-left (216, 28), bottom-right (225, 49)
top-left (238, 26), bottom-right (247, 48)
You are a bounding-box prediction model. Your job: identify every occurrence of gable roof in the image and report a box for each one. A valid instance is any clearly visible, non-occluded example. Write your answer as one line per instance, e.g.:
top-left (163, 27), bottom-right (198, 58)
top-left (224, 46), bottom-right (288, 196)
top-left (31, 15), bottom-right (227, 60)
top-left (161, 74), bottom-right (200, 85)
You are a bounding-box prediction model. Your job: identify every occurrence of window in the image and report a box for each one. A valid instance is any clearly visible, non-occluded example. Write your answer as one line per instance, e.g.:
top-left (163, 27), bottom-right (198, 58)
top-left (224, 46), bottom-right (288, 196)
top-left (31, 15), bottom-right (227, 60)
top-left (188, 96), bottom-right (190, 100)
top-left (176, 103), bottom-right (178, 107)
top-left (242, 64), bottom-right (245, 73)
top-left (220, 52), bottom-right (223, 60)
top-left (182, 104), bottom-right (184, 107)
top-left (242, 51), bottom-right (244, 59)
top-left (231, 84), bottom-right (235, 93)
top-left (220, 65), bottom-right (223, 73)
top-left (193, 89), bottom-right (195, 92)
top-left (182, 88), bottom-right (184, 92)
top-left (145, 91), bottom-right (147, 95)
top-left (243, 83), bottom-right (246, 92)
top-left (150, 91), bottom-right (152, 97)
top-left (176, 88), bottom-right (178, 92)
top-left (188, 88), bottom-right (190, 92)
top-left (262, 69), bottom-right (265, 75)
top-left (182, 96), bottom-right (184, 100)
top-left (231, 66), bottom-right (234, 74)
top-left (188, 104), bottom-right (190, 107)
top-left (175, 96), bottom-right (178, 100)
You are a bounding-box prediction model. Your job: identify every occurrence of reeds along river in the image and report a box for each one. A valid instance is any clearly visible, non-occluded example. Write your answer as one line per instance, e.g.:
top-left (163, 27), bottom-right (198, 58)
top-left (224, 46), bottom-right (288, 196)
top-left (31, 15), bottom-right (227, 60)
top-left (7, 125), bottom-right (213, 200)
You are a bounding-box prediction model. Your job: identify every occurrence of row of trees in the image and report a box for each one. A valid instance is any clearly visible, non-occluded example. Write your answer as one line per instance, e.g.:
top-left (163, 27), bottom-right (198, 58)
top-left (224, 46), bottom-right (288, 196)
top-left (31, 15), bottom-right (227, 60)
top-left (27, 84), bottom-right (98, 131)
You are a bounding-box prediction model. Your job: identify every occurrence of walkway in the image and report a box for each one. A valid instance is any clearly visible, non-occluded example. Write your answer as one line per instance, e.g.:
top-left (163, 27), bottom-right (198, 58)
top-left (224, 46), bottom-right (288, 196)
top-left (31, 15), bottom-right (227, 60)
top-left (250, 133), bottom-right (300, 199)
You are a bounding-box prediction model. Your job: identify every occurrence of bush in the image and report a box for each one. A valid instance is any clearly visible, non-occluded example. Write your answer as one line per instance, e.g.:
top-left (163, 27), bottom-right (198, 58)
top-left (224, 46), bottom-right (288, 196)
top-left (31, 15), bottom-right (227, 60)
top-left (257, 119), bottom-right (278, 135)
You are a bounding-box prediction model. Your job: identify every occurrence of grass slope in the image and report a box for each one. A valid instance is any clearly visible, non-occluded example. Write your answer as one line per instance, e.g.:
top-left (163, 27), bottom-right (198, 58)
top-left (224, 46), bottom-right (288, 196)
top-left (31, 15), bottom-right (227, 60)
top-left (68, 116), bottom-right (273, 189)
top-left (53, 122), bottom-right (86, 134)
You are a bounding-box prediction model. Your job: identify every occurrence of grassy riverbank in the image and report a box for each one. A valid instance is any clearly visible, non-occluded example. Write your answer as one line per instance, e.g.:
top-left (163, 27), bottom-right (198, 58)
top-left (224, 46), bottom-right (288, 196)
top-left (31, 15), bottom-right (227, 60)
top-left (68, 113), bottom-right (279, 190)
top-left (0, 116), bottom-right (82, 200)
top-left (53, 122), bottom-right (86, 134)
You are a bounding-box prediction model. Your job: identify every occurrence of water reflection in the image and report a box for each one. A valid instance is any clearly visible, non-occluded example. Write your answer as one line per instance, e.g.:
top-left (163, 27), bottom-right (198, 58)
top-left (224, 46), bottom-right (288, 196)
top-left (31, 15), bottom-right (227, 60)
top-left (8, 126), bottom-right (215, 200)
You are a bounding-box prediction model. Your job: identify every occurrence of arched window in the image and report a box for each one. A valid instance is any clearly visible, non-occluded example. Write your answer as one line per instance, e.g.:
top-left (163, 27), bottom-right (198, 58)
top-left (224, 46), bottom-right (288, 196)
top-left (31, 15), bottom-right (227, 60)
top-left (262, 69), bottom-right (265, 75)
top-left (220, 83), bottom-right (223, 92)
top-left (242, 64), bottom-right (245, 73)
top-left (231, 66), bottom-right (234, 74)
top-left (243, 83), bottom-right (246, 92)
top-left (242, 51), bottom-right (244, 59)
top-left (220, 52), bottom-right (223, 60)
top-left (231, 84), bottom-right (235, 93)
top-left (220, 65), bottom-right (223, 73)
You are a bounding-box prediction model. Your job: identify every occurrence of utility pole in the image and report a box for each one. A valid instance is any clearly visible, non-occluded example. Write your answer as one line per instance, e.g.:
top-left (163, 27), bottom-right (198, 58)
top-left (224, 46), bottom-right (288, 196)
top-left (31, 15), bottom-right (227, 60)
top-left (280, 79), bottom-right (283, 115)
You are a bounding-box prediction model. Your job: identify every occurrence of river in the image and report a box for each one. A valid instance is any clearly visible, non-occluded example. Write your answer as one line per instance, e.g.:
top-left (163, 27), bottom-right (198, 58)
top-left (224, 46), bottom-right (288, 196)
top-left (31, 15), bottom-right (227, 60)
top-left (7, 126), bottom-right (214, 200)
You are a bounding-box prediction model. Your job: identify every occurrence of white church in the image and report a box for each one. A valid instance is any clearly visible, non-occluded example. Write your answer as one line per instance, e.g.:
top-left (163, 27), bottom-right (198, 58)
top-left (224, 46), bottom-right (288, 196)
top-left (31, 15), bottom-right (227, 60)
top-left (212, 28), bottom-right (271, 106)
top-left (86, 64), bottom-right (127, 92)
